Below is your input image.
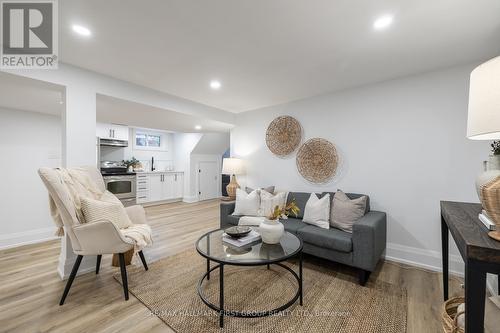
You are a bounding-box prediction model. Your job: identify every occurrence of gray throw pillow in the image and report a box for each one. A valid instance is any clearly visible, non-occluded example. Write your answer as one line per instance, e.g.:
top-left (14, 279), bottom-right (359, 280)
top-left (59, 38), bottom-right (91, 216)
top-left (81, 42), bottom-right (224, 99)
top-left (245, 186), bottom-right (275, 194)
top-left (330, 190), bottom-right (367, 233)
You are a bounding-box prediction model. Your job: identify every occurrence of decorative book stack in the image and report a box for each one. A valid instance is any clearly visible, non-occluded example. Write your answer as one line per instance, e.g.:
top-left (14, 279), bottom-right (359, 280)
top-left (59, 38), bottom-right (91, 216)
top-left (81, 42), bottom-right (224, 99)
top-left (478, 210), bottom-right (497, 231)
top-left (222, 230), bottom-right (261, 247)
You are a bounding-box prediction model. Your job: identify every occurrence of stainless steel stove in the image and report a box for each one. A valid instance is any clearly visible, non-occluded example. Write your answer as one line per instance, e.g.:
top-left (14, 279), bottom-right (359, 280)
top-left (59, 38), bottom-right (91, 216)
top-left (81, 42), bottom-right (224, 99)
top-left (100, 161), bottom-right (136, 206)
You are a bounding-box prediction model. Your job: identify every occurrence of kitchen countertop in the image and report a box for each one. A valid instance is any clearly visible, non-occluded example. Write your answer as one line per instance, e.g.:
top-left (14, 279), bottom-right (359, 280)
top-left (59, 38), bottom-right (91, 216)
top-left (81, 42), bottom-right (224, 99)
top-left (135, 170), bottom-right (184, 174)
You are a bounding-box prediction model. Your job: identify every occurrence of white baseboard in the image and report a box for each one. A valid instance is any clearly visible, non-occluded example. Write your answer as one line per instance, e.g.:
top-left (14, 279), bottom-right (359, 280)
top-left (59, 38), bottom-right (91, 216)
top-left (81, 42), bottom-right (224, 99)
top-left (385, 242), bottom-right (464, 277)
top-left (0, 227), bottom-right (59, 250)
top-left (182, 195), bottom-right (198, 203)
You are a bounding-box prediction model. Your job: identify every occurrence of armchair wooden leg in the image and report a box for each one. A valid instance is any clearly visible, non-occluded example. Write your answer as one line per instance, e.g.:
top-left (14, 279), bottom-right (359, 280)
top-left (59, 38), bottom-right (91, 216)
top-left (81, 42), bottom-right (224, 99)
top-left (358, 269), bottom-right (371, 286)
top-left (60, 255), bottom-right (83, 306)
top-left (96, 255), bottom-right (102, 274)
top-left (118, 253), bottom-right (129, 301)
top-left (138, 251), bottom-right (148, 271)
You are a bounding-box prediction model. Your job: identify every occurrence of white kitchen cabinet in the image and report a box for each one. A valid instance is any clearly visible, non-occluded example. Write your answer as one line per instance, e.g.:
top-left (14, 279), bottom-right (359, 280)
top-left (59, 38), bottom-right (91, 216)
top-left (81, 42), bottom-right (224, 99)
top-left (162, 174), bottom-right (175, 199)
top-left (148, 174), bottom-right (163, 202)
top-left (138, 172), bottom-right (184, 204)
top-left (111, 124), bottom-right (129, 141)
top-left (96, 122), bottom-right (129, 141)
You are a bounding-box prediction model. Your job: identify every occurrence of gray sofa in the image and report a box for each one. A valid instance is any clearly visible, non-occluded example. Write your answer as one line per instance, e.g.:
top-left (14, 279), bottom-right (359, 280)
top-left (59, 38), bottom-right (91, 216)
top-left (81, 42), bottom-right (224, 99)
top-left (220, 191), bottom-right (387, 285)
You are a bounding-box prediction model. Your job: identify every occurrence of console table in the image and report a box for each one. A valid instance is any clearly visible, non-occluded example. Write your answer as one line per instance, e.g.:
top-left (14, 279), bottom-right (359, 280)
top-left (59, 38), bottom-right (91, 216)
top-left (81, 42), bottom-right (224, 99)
top-left (440, 201), bottom-right (500, 332)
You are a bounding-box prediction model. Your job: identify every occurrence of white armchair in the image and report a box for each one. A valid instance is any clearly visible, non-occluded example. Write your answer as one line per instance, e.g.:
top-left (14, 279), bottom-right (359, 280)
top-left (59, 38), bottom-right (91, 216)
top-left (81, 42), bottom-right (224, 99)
top-left (38, 166), bottom-right (151, 305)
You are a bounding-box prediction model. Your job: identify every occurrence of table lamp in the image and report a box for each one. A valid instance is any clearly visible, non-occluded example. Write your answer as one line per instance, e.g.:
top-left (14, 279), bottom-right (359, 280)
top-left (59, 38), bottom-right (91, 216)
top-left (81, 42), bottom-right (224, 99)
top-left (222, 158), bottom-right (244, 200)
top-left (467, 55), bottom-right (500, 241)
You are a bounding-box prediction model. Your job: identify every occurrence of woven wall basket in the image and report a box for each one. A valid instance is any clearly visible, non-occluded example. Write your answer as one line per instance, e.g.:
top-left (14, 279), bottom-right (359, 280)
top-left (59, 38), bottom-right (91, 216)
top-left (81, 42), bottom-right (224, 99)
top-left (296, 138), bottom-right (338, 183)
top-left (265, 116), bottom-right (302, 156)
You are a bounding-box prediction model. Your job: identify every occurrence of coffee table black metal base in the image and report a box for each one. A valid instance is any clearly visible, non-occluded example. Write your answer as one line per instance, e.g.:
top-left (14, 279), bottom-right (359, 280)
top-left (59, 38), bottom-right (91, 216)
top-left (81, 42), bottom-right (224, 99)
top-left (197, 254), bottom-right (303, 328)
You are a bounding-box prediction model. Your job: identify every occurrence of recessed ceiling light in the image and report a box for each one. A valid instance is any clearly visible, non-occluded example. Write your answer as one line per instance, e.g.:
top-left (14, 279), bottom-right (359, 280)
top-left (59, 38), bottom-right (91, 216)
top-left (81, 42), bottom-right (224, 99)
top-left (210, 80), bottom-right (221, 90)
top-left (373, 15), bottom-right (393, 30)
top-left (195, 125), bottom-right (202, 130)
top-left (72, 24), bottom-right (91, 36)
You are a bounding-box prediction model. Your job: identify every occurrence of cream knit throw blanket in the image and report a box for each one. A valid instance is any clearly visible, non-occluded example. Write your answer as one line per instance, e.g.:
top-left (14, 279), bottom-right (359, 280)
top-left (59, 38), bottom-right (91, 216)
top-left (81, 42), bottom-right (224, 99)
top-left (48, 168), bottom-right (152, 251)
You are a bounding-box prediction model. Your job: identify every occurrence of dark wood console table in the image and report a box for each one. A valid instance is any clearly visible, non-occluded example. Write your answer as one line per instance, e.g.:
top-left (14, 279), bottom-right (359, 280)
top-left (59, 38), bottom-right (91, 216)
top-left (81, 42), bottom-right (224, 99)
top-left (441, 201), bottom-right (500, 332)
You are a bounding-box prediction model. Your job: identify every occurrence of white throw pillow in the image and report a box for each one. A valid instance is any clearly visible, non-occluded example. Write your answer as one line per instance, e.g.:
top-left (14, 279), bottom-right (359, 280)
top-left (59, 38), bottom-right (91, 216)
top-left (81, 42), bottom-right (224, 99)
top-left (232, 189), bottom-right (260, 216)
top-left (258, 190), bottom-right (288, 217)
top-left (302, 193), bottom-right (330, 229)
top-left (81, 193), bottom-right (133, 229)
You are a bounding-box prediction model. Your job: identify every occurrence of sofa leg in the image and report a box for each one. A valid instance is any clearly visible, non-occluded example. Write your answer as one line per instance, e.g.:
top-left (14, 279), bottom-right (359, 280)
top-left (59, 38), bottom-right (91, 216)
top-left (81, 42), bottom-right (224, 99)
top-left (359, 269), bottom-right (371, 286)
top-left (118, 253), bottom-right (129, 301)
top-left (138, 251), bottom-right (148, 271)
top-left (60, 255), bottom-right (83, 305)
top-left (96, 255), bottom-right (102, 274)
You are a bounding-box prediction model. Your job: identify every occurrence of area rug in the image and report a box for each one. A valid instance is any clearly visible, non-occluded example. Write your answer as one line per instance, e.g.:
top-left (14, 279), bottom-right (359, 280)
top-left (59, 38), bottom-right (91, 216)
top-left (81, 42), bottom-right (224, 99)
top-left (114, 250), bottom-right (407, 332)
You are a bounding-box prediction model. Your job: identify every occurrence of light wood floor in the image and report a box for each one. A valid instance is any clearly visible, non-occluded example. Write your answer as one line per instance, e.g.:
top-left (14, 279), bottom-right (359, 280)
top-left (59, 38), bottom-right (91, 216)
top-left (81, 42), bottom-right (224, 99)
top-left (1, 199), bottom-right (498, 333)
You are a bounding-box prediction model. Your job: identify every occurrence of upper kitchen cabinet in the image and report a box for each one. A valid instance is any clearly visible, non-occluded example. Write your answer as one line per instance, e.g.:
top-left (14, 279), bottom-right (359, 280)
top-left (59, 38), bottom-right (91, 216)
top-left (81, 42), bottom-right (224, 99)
top-left (97, 122), bottom-right (129, 141)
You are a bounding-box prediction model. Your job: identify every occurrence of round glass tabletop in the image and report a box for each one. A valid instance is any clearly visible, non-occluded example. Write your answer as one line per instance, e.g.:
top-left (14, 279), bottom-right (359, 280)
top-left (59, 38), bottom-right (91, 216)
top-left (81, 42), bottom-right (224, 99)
top-left (196, 229), bottom-right (302, 265)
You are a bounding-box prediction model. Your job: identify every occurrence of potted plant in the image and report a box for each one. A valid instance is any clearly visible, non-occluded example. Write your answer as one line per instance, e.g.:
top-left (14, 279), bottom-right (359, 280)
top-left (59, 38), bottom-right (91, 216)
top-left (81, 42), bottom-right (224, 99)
top-left (122, 157), bottom-right (140, 172)
top-left (259, 200), bottom-right (300, 244)
top-left (490, 141), bottom-right (500, 170)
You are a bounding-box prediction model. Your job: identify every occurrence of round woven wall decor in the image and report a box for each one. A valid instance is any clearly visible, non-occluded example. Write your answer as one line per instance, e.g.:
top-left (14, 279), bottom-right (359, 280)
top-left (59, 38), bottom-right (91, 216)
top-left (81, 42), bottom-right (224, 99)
top-left (296, 138), bottom-right (338, 183)
top-left (265, 116), bottom-right (302, 156)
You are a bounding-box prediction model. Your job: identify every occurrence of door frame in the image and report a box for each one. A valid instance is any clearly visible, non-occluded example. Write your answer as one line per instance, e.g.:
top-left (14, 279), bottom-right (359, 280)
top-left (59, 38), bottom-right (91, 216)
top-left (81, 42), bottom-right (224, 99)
top-left (196, 158), bottom-right (221, 201)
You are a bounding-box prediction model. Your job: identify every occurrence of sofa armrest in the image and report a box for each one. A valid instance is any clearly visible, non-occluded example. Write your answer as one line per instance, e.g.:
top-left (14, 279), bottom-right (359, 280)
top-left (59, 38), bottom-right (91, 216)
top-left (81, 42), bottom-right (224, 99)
top-left (352, 211), bottom-right (387, 272)
top-left (73, 221), bottom-right (134, 255)
top-left (220, 201), bottom-right (236, 228)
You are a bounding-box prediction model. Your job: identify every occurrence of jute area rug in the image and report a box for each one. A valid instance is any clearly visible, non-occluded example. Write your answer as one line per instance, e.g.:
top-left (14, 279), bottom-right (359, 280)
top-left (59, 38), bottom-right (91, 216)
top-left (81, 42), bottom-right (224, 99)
top-left (114, 250), bottom-right (407, 333)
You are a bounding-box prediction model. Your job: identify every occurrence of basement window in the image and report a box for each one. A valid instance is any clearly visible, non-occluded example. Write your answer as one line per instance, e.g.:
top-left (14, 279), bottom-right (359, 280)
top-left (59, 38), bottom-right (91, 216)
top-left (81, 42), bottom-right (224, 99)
top-left (135, 132), bottom-right (161, 148)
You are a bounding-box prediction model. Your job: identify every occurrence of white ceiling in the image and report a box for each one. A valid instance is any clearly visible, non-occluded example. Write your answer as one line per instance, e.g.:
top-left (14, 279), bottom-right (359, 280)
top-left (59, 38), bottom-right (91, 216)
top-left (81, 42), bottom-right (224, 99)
top-left (0, 73), bottom-right (233, 133)
top-left (59, 0), bottom-right (500, 113)
top-left (97, 95), bottom-right (233, 133)
top-left (0, 72), bottom-right (64, 115)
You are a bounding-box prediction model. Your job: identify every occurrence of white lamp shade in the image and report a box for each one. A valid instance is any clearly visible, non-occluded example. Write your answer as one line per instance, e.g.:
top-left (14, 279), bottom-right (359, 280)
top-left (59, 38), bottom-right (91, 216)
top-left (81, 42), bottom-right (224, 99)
top-left (467, 56), bottom-right (500, 140)
top-left (222, 158), bottom-right (244, 175)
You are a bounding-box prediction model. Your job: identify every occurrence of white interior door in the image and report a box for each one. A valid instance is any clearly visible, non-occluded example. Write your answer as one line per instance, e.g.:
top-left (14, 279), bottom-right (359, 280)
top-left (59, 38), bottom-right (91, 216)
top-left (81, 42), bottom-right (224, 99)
top-left (198, 161), bottom-right (219, 201)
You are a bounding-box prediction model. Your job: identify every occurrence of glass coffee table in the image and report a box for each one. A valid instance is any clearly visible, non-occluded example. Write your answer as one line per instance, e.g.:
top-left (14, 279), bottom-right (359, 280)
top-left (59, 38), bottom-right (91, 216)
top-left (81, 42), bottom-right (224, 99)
top-left (195, 229), bottom-right (303, 328)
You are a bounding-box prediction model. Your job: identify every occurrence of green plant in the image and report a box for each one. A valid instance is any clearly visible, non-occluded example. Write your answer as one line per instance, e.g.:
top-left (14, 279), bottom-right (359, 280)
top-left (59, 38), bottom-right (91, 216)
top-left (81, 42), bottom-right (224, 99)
top-left (267, 199), bottom-right (300, 220)
top-left (492, 141), bottom-right (500, 155)
top-left (122, 157), bottom-right (140, 168)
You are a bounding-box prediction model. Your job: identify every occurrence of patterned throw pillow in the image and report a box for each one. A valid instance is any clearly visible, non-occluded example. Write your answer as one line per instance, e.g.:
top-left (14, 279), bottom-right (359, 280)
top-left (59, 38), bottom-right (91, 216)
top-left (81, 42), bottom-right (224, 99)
top-left (258, 190), bottom-right (288, 217)
top-left (81, 191), bottom-right (133, 229)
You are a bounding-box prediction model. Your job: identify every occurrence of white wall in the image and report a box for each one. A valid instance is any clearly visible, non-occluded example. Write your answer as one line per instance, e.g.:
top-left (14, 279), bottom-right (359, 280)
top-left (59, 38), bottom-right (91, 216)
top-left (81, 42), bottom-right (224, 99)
top-left (173, 133), bottom-right (203, 202)
top-left (101, 128), bottom-right (175, 171)
top-left (0, 108), bottom-right (60, 248)
top-left (231, 63), bottom-right (490, 275)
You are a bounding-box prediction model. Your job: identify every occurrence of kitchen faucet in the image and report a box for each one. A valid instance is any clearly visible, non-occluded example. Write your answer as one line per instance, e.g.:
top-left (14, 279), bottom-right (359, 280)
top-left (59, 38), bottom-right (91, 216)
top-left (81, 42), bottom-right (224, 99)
top-left (151, 156), bottom-right (155, 171)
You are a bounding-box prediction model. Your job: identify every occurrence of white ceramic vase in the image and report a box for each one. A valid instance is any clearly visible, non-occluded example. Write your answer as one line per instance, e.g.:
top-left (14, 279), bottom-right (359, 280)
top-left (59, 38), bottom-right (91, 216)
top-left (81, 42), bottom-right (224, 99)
top-left (259, 219), bottom-right (284, 244)
top-left (475, 155), bottom-right (500, 200)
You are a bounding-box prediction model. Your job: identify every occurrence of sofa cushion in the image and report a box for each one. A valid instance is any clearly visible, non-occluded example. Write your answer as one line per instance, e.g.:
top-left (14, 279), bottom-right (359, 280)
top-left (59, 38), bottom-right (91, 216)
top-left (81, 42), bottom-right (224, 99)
top-left (286, 192), bottom-right (323, 219)
top-left (321, 192), bottom-right (370, 214)
top-left (283, 218), bottom-right (306, 235)
top-left (297, 225), bottom-right (353, 253)
top-left (225, 215), bottom-right (241, 226)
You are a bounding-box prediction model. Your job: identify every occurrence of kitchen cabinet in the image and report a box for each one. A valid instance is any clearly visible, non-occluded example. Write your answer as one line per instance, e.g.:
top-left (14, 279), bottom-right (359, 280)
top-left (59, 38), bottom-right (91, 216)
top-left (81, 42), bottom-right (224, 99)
top-left (97, 122), bottom-right (129, 141)
top-left (138, 172), bottom-right (184, 204)
top-left (148, 174), bottom-right (164, 202)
